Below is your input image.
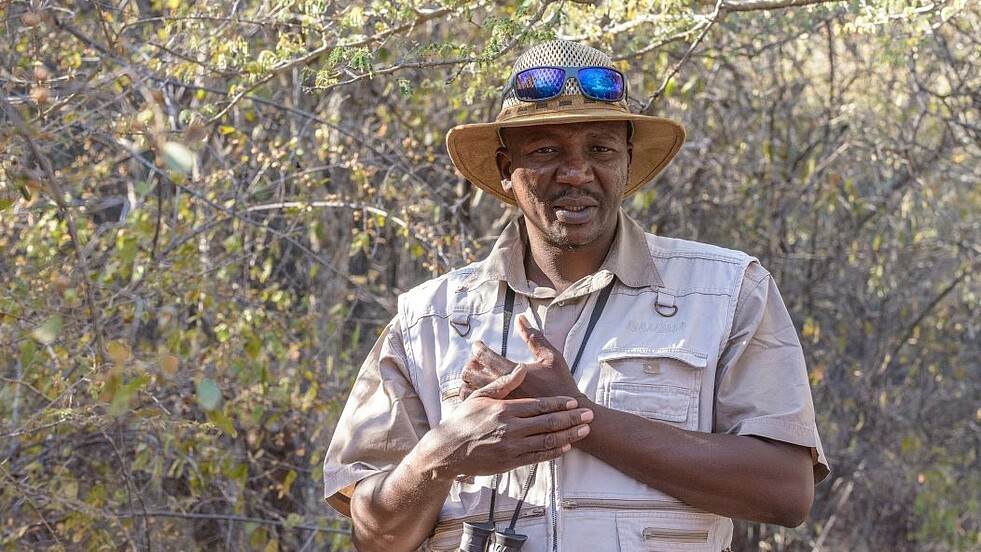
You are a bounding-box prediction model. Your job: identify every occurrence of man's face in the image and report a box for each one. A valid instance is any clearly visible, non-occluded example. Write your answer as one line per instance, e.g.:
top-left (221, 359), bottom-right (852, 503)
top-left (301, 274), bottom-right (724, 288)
top-left (496, 121), bottom-right (632, 251)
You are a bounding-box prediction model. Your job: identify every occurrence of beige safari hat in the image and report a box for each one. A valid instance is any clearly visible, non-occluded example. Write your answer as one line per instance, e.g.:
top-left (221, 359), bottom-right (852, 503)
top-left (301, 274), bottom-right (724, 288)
top-left (446, 40), bottom-right (686, 206)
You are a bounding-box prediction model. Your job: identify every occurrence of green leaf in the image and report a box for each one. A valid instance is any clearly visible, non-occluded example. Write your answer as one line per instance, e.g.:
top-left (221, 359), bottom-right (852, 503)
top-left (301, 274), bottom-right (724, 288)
top-left (20, 339), bottom-right (37, 367)
top-left (31, 315), bottom-right (63, 345)
top-left (196, 378), bottom-right (222, 411)
top-left (284, 513), bottom-right (304, 528)
top-left (109, 376), bottom-right (147, 416)
top-left (349, 231), bottom-right (370, 256)
top-left (206, 409), bottom-right (237, 436)
top-left (162, 142), bottom-right (196, 174)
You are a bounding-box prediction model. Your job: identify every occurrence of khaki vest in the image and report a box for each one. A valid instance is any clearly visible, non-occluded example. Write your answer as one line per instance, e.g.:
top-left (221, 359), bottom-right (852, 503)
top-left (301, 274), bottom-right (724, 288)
top-left (398, 234), bottom-right (753, 552)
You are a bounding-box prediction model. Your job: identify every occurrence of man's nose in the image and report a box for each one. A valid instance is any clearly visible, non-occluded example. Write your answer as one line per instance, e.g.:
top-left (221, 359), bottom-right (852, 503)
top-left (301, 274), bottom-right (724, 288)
top-left (555, 152), bottom-right (593, 186)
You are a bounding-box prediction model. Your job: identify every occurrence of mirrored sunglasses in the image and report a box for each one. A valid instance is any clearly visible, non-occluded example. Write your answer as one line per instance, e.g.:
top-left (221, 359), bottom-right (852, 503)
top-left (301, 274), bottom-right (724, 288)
top-left (504, 66), bottom-right (626, 103)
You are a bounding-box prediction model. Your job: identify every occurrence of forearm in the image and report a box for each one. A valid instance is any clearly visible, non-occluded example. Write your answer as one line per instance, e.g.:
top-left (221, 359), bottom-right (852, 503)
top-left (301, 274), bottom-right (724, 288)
top-left (350, 443), bottom-right (454, 552)
top-left (575, 401), bottom-right (814, 527)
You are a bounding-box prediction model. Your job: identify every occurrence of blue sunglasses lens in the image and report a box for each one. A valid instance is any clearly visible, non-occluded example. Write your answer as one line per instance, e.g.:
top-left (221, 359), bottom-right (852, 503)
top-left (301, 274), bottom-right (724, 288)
top-left (514, 67), bottom-right (566, 101)
top-left (577, 67), bottom-right (624, 101)
top-left (511, 67), bottom-right (625, 102)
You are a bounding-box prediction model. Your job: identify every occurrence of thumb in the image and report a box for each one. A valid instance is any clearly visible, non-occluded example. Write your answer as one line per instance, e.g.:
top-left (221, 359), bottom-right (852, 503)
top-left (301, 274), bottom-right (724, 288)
top-left (517, 315), bottom-right (558, 362)
top-left (470, 363), bottom-right (526, 400)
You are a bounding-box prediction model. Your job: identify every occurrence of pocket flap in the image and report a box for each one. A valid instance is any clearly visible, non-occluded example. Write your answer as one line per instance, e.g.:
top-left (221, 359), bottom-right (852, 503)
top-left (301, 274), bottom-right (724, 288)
top-left (598, 347), bottom-right (708, 369)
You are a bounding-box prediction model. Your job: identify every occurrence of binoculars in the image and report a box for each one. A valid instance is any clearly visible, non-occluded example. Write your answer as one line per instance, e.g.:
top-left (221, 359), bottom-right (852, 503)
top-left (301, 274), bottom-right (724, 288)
top-left (459, 521), bottom-right (527, 552)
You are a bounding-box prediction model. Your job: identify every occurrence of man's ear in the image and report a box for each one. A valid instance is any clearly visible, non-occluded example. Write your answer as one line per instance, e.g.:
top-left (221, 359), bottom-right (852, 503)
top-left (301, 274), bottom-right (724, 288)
top-left (495, 146), bottom-right (513, 192)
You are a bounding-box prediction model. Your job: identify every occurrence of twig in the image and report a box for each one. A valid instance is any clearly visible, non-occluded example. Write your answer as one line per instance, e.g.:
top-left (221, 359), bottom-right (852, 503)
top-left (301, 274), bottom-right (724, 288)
top-left (642, 0), bottom-right (725, 114)
top-left (722, 0), bottom-right (842, 11)
top-left (877, 267), bottom-right (972, 376)
top-left (112, 510), bottom-right (352, 535)
top-left (0, 93), bottom-right (106, 365)
top-left (245, 201), bottom-right (410, 229)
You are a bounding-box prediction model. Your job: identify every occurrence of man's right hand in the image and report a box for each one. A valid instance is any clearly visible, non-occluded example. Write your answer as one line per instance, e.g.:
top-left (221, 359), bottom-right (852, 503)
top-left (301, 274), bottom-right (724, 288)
top-left (412, 364), bottom-right (593, 480)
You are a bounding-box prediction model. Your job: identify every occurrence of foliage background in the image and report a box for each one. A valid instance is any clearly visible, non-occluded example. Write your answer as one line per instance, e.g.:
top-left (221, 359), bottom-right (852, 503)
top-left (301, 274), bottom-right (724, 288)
top-left (0, 0), bottom-right (977, 550)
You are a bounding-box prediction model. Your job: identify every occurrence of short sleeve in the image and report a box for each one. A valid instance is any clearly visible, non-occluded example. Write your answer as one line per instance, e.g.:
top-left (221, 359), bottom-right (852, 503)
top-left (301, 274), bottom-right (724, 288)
top-left (716, 263), bottom-right (830, 483)
top-left (322, 318), bottom-right (431, 515)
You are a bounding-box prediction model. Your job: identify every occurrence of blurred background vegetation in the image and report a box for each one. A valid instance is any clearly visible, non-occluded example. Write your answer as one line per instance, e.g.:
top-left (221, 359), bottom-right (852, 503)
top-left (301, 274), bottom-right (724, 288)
top-left (0, 0), bottom-right (977, 550)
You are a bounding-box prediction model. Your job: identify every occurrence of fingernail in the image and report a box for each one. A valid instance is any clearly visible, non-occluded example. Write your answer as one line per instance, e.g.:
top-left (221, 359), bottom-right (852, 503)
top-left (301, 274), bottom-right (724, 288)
top-left (566, 399), bottom-right (578, 409)
top-left (577, 425), bottom-right (590, 437)
top-left (581, 410), bottom-right (594, 422)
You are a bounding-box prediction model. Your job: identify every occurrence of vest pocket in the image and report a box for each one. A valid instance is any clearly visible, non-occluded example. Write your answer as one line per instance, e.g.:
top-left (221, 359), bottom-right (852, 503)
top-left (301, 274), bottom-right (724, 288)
top-left (615, 511), bottom-right (719, 552)
top-left (597, 348), bottom-right (708, 430)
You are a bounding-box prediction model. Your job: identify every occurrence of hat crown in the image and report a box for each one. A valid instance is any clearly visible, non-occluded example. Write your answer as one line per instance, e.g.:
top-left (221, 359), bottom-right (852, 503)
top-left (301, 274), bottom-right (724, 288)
top-left (502, 40), bottom-right (621, 108)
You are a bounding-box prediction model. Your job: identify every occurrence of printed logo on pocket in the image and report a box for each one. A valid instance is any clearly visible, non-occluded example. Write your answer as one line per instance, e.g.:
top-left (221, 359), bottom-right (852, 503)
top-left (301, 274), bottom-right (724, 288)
top-left (626, 320), bottom-right (686, 333)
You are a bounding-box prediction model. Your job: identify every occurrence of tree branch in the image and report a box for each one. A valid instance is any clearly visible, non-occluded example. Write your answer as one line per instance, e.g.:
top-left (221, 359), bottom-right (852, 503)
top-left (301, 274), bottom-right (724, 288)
top-left (721, 0), bottom-right (843, 12)
top-left (0, 92), bottom-right (106, 364)
top-left (112, 510), bottom-right (351, 535)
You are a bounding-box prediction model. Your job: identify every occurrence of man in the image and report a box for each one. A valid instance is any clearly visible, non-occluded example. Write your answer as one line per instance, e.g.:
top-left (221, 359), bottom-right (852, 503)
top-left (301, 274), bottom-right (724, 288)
top-left (323, 40), bottom-right (829, 552)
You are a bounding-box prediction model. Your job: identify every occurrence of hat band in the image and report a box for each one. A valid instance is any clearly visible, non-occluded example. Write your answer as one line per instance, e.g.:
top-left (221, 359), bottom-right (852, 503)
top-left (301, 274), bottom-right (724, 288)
top-left (496, 95), bottom-right (630, 123)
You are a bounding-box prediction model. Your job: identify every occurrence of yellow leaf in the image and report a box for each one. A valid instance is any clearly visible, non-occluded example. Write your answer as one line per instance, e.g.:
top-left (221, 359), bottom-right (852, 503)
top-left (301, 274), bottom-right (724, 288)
top-left (31, 315), bottom-right (62, 345)
top-left (107, 340), bottom-right (131, 363)
top-left (159, 352), bottom-right (179, 375)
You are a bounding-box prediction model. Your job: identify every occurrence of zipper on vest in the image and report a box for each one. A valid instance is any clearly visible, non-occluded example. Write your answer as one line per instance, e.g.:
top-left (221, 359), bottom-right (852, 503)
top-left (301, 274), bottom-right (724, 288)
top-left (550, 459), bottom-right (558, 552)
top-left (559, 497), bottom-right (700, 513)
top-left (643, 527), bottom-right (710, 543)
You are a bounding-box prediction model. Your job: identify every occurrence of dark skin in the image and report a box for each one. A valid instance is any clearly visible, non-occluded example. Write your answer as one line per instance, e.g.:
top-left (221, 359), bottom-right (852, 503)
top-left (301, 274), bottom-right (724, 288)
top-left (348, 362), bottom-right (593, 551)
top-left (459, 120), bottom-right (815, 526)
top-left (347, 121), bottom-right (813, 551)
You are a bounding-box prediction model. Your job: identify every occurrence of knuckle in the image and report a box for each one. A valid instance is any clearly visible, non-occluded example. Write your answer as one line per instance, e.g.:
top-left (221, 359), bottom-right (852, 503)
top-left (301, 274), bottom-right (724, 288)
top-left (533, 399), bottom-right (550, 415)
top-left (542, 433), bottom-right (558, 450)
top-left (545, 415), bottom-right (559, 433)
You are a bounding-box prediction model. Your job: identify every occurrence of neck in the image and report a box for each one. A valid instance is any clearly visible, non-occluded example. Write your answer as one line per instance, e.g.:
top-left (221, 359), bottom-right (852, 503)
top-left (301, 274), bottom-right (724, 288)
top-left (523, 227), bottom-right (616, 294)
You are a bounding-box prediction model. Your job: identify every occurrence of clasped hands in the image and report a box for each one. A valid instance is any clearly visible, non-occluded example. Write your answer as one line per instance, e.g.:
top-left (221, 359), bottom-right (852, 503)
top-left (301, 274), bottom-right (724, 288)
top-left (461, 315), bottom-right (586, 402)
top-left (423, 316), bottom-right (594, 479)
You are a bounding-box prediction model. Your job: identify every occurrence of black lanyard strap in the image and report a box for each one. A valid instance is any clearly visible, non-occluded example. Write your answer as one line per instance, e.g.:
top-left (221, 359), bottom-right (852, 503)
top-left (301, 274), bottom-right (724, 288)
top-left (569, 279), bottom-right (615, 376)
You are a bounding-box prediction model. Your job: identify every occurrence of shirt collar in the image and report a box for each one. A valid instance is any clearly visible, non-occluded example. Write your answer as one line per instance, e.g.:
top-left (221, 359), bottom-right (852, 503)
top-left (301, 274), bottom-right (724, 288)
top-left (459, 209), bottom-right (663, 292)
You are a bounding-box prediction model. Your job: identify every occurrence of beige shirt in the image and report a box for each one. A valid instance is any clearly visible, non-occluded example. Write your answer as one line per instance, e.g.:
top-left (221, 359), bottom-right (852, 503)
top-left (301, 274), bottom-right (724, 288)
top-left (324, 210), bottom-right (829, 551)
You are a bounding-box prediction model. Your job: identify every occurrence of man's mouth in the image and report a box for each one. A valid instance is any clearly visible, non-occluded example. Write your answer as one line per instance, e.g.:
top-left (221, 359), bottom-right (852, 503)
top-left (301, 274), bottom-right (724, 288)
top-left (553, 203), bottom-right (597, 223)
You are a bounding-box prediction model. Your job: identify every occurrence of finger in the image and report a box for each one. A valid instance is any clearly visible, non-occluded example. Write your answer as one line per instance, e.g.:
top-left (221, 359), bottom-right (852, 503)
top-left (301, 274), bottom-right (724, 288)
top-left (470, 340), bottom-right (516, 377)
top-left (470, 363), bottom-right (526, 400)
top-left (517, 315), bottom-right (558, 364)
top-left (504, 396), bottom-right (582, 418)
top-left (512, 408), bottom-right (594, 436)
top-left (513, 443), bottom-right (573, 466)
top-left (458, 381), bottom-right (475, 400)
top-left (512, 423), bottom-right (591, 464)
top-left (461, 359), bottom-right (494, 390)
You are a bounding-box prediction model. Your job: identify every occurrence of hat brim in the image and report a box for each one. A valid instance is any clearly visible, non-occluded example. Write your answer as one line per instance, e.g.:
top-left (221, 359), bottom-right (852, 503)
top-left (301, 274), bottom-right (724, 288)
top-left (446, 109), bottom-right (686, 206)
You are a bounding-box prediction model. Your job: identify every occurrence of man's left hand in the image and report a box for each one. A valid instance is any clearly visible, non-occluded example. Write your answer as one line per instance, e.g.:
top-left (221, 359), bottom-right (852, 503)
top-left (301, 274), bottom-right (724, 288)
top-left (460, 315), bottom-right (586, 404)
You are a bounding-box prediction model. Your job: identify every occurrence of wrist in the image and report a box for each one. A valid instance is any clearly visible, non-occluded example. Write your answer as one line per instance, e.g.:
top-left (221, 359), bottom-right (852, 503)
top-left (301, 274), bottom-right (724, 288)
top-left (405, 429), bottom-right (460, 484)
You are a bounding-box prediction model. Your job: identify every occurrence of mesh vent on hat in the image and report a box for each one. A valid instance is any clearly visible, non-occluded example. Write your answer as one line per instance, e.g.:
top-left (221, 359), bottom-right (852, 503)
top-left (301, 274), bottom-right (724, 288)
top-left (501, 40), bottom-right (622, 108)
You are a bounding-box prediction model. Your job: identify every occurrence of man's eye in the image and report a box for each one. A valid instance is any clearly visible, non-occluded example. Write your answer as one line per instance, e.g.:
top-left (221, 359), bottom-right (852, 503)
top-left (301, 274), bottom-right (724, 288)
top-left (532, 146), bottom-right (557, 154)
top-left (591, 145), bottom-right (613, 153)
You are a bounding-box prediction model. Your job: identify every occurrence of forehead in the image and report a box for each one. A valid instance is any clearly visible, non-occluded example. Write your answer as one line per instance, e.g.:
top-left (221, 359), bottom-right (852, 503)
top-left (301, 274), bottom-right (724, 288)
top-left (502, 121), bottom-right (630, 144)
